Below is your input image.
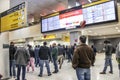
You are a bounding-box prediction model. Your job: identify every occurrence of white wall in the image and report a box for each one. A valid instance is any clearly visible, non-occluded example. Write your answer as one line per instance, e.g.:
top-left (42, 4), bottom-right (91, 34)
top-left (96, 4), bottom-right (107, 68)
top-left (0, 32), bottom-right (9, 78)
top-left (9, 24), bottom-right (41, 40)
top-left (0, 0), bottom-right (10, 13)
top-left (0, 0), bottom-right (10, 79)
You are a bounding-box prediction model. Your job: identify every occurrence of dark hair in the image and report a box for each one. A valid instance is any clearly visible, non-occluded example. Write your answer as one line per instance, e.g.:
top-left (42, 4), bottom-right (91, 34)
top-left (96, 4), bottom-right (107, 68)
top-left (43, 42), bottom-right (47, 45)
top-left (58, 44), bottom-right (61, 46)
top-left (79, 35), bottom-right (86, 43)
top-left (10, 42), bottom-right (14, 45)
top-left (104, 40), bottom-right (110, 44)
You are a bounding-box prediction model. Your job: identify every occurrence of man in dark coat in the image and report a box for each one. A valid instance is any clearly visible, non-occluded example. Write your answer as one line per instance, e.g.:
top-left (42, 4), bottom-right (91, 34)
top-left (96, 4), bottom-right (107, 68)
top-left (72, 35), bottom-right (94, 80)
top-left (9, 42), bottom-right (16, 78)
top-left (38, 42), bottom-right (52, 77)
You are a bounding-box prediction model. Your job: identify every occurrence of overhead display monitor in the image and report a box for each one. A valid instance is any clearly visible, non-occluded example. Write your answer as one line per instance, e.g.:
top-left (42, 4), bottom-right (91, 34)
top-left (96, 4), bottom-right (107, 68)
top-left (1, 2), bottom-right (27, 32)
top-left (41, 1), bottom-right (117, 33)
top-left (41, 6), bottom-right (83, 33)
top-left (41, 12), bottom-right (60, 32)
top-left (83, 1), bottom-right (117, 25)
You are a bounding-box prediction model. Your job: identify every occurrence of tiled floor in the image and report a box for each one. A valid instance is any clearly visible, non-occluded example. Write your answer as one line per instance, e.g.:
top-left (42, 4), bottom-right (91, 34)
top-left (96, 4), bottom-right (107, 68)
top-left (9, 53), bottom-right (119, 80)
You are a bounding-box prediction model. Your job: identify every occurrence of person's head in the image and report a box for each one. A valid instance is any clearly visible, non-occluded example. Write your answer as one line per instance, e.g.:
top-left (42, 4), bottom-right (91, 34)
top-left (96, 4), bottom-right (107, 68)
top-left (104, 40), bottom-right (110, 44)
top-left (10, 42), bottom-right (14, 46)
top-left (43, 42), bottom-right (47, 46)
top-left (52, 43), bottom-right (56, 47)
top-left (91, 45), bottom-right (94, 48)
top-left (58, 44), bottom-right (61, 46)
top-left (28, 44), bottom-right (32, 49)
top-left (79, 35), bottom-right (86, 44)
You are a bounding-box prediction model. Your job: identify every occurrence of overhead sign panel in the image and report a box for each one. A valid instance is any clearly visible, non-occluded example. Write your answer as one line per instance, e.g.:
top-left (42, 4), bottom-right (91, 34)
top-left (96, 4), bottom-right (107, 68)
top-left (83, 0), bottom-right (109, 8)
top-left (1, 2), bottom-right (27, 32)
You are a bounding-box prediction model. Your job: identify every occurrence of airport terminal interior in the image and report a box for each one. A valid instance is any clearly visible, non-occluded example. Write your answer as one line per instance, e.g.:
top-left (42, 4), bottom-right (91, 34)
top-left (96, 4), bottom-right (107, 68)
top-left (0, 0), bottom-right (120, 80)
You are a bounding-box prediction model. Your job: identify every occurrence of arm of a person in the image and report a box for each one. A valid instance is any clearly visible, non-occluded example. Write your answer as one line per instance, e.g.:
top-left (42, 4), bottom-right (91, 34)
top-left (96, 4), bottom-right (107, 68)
top-left (14, 48), bottom-right (18, 60)
top-left (72, 48), bottom-right (79, 69)
top-left (105, 45), bottom-right (109, 53)
top-left (48, 48), bottom-right (52, 61)
top-left (89, 48), bottom-right (94, 65)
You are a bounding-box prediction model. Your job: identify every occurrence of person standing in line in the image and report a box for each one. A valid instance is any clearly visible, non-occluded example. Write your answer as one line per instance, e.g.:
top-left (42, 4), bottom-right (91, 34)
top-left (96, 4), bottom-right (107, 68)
top-left (38, 42), bottom-right (52, 77)
top-left (34, 45), bottom-right (40, 67)
top-left (66, 45), bottom-right (72, 62)
top-left (14, 45), bottom-right (30, 80)
top-left (51, 43), bottom-right (59, 73)
top-left (72, 35), bottom-right (94, 80)
top-left (9, 42), bottom-right (16, 78)
top-left (116, 42), bottom-right (120, 77)
top-left (27, 45), bottom-right (35, 72)
top-left (57, 44), bottom-right (64, 69)
top-left (91, 45), bottom-right (97, 66)
top-left (100, 40), bottom-right (113, 74)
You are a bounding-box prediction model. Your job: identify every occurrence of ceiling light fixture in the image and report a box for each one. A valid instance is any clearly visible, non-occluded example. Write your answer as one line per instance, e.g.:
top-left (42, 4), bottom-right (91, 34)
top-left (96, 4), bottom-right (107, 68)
top-left (88, 30), bottom-right (92, 32)
top-left (68, 6), bottom-right (71, 9)
top-left (115, 27), bottom-right (119, 29)
top-left (52, 10), bottom-right (57, 12)
top-left (118, 30), bottom-right (120, 32)
top-left (88, 0), bottom-right (92, 3)
top-left (94, 33), bottom-right (98, 35)
top-left (40, 14), bottom-right (44, 16)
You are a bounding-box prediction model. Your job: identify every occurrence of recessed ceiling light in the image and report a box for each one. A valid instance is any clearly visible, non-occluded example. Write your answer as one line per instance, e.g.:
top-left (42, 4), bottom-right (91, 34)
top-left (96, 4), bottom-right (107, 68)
top-left (118, 30), bottom-right (120, 32)
top-left (104, 37), bottom-right (106, 39)
top-left (115, 27), bottom-right (119, 30)
top-left (68, 6), bottom-right (71, 8)
top-left (40, 14), bottom-right (44, 16)
top-left (52, 10), bottom-right (57, 12)
top-left (88, 30), bottom-right (92, 32)
top-left (94, 33), bottom-right (98, 35)
top-left (88, 0), bottom-right (92, 3)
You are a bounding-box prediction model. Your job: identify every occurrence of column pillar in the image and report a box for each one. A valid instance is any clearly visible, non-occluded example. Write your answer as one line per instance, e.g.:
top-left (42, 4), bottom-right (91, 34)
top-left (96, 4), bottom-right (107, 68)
top-left (0, 32), bottom-right (9, 79)
top-left (0, 0), bottom-right (10, 79)
top-left (70, 31), bottom-right (81, 45)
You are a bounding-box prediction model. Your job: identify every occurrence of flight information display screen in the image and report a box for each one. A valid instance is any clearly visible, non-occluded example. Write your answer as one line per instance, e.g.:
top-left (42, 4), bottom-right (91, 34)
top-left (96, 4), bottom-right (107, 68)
top-left (42, 14), bottom-right (60, 32)
top-left (83, 1), bottom-right (116, 24)
top-left (41, 6), bottom-right (83, 33)
top-left (41, 1), bottom-right (117, 33)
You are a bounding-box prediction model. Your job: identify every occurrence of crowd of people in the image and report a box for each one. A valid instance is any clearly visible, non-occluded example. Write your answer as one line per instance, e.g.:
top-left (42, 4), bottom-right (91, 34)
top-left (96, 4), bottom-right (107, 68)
top-left (0, 35), bottom-right (119, 80)
top-left (8, 40), bottom-right (77, 80)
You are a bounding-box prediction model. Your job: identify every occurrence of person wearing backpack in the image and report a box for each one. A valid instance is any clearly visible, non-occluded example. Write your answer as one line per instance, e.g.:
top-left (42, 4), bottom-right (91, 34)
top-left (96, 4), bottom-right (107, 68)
top-left (116, 42), bottom-right (120, 77)
top-left (100, 40), bottom-right (113, 74)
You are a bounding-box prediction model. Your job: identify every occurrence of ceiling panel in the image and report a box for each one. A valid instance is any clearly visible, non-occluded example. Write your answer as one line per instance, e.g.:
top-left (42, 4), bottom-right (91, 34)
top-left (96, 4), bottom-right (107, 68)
top-left (10, 0), bottom-right (68, 19)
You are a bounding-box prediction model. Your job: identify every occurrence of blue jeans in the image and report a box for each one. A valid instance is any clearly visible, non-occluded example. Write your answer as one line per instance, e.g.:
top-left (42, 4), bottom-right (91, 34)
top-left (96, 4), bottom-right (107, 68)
top-left (39, 60), bottom-right (51, 75)
top-left (103, 56), bottom-right (113, 72)
top-left (53, 57), bottom-right (58, 72)
top-left (35, 58), bottom-right (40, 67)
top-left (9, 60), bottom-right (16, 77)
top-left (16, 65), bottom-right (26, 80)
top-left (76, 68), bottom-right (90, 80)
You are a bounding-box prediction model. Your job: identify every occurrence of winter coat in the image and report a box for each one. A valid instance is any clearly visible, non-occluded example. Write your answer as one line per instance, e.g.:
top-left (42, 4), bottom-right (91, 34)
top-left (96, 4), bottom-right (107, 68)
top-left (51, 46), bottom-right (58, 60)
top-left (116, 43), bottom-right (120, 64)
top-left (39, 46), bottom-right (51, 60)
top-left (9, 45), bottom-right (16, 60)
top-left (14, 47), bottom-right (30, 66)
top-left (72, 43), bottom-right (94, 69)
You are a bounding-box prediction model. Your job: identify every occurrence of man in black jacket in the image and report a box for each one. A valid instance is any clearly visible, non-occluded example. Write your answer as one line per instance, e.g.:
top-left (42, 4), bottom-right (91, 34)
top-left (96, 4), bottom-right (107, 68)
top-left (38, 42), bottom-right (51, 77)
top-left (100, 40), bottom-right (113, 74)
top-left (9, 42), bottom-right (16, 78)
